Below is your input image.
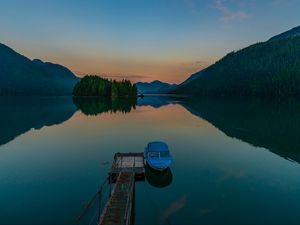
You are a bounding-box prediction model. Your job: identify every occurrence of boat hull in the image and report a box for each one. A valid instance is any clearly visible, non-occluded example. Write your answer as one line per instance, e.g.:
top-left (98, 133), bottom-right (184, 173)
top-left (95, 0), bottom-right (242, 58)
top-left (144, 159), bottom-right (170, 171)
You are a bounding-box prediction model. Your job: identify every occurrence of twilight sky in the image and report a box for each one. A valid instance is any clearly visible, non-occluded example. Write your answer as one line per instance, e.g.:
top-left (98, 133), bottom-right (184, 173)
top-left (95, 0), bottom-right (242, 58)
top-left (0, 0), bottom-right (299, 83)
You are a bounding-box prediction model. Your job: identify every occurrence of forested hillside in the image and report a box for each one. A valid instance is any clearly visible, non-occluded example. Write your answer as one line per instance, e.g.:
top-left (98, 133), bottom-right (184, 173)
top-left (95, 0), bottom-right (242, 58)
top-left (172, 36), bottom-right (300, 96)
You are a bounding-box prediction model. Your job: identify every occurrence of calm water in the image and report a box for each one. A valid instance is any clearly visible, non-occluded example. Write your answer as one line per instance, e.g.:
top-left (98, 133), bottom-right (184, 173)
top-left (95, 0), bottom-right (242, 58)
top-left (1, 96), bottom-right (300, 224)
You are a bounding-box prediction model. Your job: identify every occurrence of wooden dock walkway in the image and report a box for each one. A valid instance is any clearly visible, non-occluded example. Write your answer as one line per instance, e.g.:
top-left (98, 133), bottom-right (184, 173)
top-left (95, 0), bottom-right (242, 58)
top-left (98, 153), bottom-right (145, 225)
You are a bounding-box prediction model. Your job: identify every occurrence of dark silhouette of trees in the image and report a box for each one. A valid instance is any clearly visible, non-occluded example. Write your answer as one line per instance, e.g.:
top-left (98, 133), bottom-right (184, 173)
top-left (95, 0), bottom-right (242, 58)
top-left (173, 36), bottom-right (300, 97)
top-left (72, 75), bottom-right (137, 97)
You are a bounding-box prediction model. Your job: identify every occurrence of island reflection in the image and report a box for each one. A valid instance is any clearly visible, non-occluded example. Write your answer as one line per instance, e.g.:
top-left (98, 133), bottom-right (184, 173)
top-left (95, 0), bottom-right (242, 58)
top-left (73, 97), bottom-right (137, 116)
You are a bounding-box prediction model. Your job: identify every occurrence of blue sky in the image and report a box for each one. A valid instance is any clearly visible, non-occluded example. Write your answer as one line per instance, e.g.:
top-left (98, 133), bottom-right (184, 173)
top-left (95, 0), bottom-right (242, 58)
top-left (0, 0), bottom-right (299, 83)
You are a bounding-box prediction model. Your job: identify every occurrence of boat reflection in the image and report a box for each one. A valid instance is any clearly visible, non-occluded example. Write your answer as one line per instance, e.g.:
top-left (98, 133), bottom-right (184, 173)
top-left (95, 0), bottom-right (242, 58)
top-left (145, 165), bottom-right (173, 188)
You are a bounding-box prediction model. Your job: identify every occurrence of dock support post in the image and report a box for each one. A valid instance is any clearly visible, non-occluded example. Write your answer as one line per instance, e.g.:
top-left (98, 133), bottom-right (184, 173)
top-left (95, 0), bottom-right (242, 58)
top-left (97, 189), bottom-right (102, 222)
top-left (109, 172), bottom-right (112, 197)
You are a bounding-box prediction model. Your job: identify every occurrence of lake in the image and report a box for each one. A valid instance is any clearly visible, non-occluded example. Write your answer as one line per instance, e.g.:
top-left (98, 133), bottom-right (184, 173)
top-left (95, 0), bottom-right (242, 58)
top-left (1, 96), bottom-right (300, 224)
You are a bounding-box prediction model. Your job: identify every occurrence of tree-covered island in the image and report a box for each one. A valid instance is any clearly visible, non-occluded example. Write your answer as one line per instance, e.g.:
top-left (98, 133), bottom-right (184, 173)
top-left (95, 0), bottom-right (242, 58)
top-left (72, 75), bottom-right (137, 97)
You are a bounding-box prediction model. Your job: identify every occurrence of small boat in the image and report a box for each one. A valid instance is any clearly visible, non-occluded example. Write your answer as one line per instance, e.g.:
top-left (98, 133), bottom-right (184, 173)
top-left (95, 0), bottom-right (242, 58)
top-left (144, 141), bottom-right (172, 171)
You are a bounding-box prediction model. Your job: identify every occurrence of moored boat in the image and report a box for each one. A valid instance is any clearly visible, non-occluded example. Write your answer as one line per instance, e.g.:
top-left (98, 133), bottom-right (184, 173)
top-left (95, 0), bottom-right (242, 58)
top-left (144, 141), bottom-right (172, 171)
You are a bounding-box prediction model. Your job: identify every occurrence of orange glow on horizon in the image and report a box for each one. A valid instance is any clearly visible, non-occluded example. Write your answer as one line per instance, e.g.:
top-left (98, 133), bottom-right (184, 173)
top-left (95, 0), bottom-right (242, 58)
top-left (64, 59), bottom-right (212, 84)
top-left (15, 46), bottom-right (213, 84)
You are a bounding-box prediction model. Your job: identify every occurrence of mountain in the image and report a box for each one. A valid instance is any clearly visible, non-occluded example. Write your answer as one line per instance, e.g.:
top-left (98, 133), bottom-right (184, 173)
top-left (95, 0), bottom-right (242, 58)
top-left (136, 80), bottom-right (177, 94)
top-left (172, 26), bottom-right (300, 97)
top-left (0, 43), bottom-right (79, 95)
top-left (176, 69), bottom-right (205, 88)
top-left (269, 25), bottom-right (300, 41)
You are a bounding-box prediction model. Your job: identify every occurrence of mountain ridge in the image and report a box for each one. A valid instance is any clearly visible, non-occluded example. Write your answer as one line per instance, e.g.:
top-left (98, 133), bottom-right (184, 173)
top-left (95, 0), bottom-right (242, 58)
top-left (269, 25), bottom-right (300, 41)
top-left (136, 80), bottom-right (177, 94)
top-left (0, 43), bottom-right (79, 96)
top-left (171, 26), bottom-right (300, 97)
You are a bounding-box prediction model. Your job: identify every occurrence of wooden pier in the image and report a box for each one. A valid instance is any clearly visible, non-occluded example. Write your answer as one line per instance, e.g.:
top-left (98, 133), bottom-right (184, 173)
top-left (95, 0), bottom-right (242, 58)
top-left (98, 153), bottom-right (145, 225)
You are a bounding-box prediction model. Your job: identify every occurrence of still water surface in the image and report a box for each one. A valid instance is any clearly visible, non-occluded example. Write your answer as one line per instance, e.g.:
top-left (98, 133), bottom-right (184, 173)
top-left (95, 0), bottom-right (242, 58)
top-left (1, 96), bottom-right (300, 224)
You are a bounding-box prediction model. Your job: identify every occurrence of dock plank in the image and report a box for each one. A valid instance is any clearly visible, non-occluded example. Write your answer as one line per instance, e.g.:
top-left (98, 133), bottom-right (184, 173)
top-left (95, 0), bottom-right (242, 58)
top-left (98, 153), bottom-right (145, 225)
top-left (99, 172), bottom-right (134, 225)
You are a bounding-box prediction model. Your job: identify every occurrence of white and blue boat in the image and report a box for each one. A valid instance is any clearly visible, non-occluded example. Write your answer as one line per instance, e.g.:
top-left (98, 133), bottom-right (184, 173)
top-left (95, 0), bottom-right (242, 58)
top-left (144, 141), bottom-right (172, 171)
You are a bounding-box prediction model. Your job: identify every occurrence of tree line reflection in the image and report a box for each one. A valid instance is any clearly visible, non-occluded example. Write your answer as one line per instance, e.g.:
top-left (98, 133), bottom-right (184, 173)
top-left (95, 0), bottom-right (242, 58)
top-left (181, 97), bottom-right (300, 164)
top-left (1, 96), bottom-right (300, 166)
top-left (73, 97), bottom-right (137, 116)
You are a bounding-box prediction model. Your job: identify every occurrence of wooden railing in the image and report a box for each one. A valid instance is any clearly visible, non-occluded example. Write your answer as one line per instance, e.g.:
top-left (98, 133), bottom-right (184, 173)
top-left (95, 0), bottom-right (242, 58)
top-left (123, 174), bottom-right (135, 225)
top-left (77, 152), bottom-right (144, 225)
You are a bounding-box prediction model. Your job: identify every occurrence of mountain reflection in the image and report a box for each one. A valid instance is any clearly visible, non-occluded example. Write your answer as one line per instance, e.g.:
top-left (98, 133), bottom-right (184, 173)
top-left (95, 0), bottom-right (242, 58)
top-left (0, 97), bottom-right (76, 147)
top-left (2, 95), bottom-right (300, 166)
top-left (181, 97), bottom-right (300, 163)
top-left (137, 96), bottom-right (180, 108)
top-left (73, 97), bottom-right (137, 116)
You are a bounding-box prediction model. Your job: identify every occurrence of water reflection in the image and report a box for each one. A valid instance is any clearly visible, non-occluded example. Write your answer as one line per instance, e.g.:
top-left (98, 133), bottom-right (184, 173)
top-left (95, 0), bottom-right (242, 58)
top-left (160, 195), bottom-right (186, 222)
top-left (145, 165), bottom-right (173, 188)
top-left (73, 97), bottom-right (137, 116)
top-left (137, 96), bottom-right (179, 108)
top-left (2, 95), bottom-right (300, 166)
top-left (182, 97), bottom-right (300, 163)
top-left (0, 97), bottom-right (76, 147)
top-left (1, 96), bottom-right (300, 224)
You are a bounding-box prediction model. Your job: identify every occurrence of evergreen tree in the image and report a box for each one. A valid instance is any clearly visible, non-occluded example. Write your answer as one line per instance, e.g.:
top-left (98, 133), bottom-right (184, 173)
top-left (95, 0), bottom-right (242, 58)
top-left (73, 75), bottom-right (137, 97)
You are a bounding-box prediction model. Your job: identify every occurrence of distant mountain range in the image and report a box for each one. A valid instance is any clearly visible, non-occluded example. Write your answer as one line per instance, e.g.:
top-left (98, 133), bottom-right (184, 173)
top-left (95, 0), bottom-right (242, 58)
top-left (136, 80), bottom-right (177, 94)
top-left (3, 25), bottom-right (300, 97)
top-left (0, 43), bottom-right (79, 95)
top-left (172, 25), bottom-right (300, 96)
